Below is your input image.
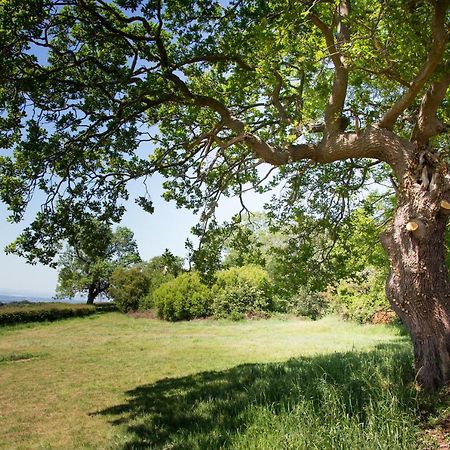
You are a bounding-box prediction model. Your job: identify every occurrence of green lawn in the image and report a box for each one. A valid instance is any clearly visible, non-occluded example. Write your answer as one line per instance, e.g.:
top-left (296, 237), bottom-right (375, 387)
top-left (0, 313), bottom-right (436, 449)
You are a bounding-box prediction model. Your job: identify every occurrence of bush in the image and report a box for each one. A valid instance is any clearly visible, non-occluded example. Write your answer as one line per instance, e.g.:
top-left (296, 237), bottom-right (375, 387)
top-left (139, 272), bottom-right (175, 310)
top-left (328, 268), bottom-right (389, 323)
top-left (109, 265), bottom-right (150, 313)
top-left (287, 286), bottom-right (329, 320)
top-left (153, 272), bottom-right (211, 321)
top-left (211, 265), bottom-right (273, 319)
top-left (139, 253), bottom-right (184, 310)
top-left (0, 303), bottom-right (96, 325)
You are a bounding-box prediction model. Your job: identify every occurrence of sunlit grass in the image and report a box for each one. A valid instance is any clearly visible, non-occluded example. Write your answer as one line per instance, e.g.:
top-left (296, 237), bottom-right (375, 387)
top-left (0, 313), bottom-right (423, 449)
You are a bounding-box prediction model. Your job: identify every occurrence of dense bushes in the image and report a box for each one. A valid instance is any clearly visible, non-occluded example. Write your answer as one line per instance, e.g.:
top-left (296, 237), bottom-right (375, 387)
top-left (152, 266), bottom-right (274, 321)
top-left (286, 286), bottom-right (330, 320)
top-left (328, 268), bottom-right (389, 323)
top-left (130, 258), bottom-right (391, 324)
top-left (211, 265), bottom-right (272, 319)
top-left (109, 266), bottom-right (149, 312)
top-left (0, 303), bottom-right (96, 325)
top-left (153, 272), bottom-right (211, 321)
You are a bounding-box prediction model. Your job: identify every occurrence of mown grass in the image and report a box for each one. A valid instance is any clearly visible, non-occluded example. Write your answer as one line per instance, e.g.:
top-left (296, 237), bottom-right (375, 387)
top-left (0, 313), bottom-right (442, 449)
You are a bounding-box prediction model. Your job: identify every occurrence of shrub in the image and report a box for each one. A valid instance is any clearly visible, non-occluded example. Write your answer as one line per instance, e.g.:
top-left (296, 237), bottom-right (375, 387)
top-left (328, 268), bottom-right (390, 323)
top-left (0, 303), bottom-right (96, 325)
top-left (139, 252), bottom-right (184, 310)
top-left (287, 286), bottom-right (329, 320)
top-left (109, 265), bottom-right (150, 313)
top-left (153, 272), bottom-right (211, 321)
top-left (139, 272), bottom-right (175, 310)
top-left (211, 265), bottom-right (273, 319)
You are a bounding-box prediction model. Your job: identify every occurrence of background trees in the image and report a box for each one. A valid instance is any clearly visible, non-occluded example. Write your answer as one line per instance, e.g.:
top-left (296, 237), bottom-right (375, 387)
top-left (56, 223), bottom-right (141, 303)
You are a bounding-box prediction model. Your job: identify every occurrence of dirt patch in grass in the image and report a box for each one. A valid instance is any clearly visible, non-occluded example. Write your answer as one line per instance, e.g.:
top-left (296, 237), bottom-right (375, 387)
top-left (0, 353), bottom-right (41, 364)
top-left (127, 310), bottom-right (157, 320)
top-left (424, 416), bottom-right (450, 449)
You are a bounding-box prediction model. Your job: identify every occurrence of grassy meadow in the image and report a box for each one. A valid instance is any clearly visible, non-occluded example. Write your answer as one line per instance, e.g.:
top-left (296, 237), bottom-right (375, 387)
top-left (0, 313), bottom-right (446, 449)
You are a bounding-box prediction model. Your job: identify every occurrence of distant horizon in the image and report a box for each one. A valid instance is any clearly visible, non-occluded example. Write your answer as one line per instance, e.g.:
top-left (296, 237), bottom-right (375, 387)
top-left (0, 286), bottom-right (56, 298)
top-left (0, 287), bottom-right (89, 300)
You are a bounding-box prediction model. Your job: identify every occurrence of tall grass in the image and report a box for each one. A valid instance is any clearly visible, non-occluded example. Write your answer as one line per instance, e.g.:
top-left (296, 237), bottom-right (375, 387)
top-left (101, 343), bottom-right (418, 449)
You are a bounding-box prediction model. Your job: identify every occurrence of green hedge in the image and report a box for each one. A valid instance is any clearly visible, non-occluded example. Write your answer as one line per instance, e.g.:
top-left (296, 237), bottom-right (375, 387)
top-left (153, 272), bottom-right (211, 321)
top-left (0, 303), bottom-right (97, 325)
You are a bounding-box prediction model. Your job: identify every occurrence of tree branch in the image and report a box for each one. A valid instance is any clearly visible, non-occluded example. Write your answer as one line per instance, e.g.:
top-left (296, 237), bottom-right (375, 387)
top-left (174, 54), bottom-right (253, 71)
top-left (310, 1), bottom-right (350, 135)
top-left (236, 126), bottom-right (411, 185)
top-left (378, 0), bottom-right (450, 130)
top-left (411, 69), bottom-right (450, 145)
top-left (271, 70), bottom-right (291, 124)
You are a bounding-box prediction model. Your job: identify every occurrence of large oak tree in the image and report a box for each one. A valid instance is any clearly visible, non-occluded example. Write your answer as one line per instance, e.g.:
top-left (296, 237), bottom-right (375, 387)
top-left (0, 0), bottom-right (449, 388)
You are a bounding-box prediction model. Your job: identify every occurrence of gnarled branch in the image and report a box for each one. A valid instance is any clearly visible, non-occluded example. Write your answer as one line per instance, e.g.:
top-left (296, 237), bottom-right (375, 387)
top-left (378, 0), bottom-right (450, 130)
top-left (411, 70), bottom-right (450, 145)
top-left (310, 1), bottom-right (350, 136)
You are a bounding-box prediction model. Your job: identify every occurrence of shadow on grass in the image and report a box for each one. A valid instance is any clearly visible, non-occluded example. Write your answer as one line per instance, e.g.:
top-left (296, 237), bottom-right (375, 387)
top-left (97, 341), bottom-right (417, 449)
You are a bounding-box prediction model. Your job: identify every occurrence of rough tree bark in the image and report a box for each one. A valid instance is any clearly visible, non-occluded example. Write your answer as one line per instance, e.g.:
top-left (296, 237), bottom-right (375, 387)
top-left (381, 149), bottom-right (450, 389)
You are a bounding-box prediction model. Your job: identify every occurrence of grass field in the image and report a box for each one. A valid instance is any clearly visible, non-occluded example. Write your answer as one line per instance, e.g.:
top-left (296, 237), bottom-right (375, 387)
top-left (0, 313), bottom-right (444, 449)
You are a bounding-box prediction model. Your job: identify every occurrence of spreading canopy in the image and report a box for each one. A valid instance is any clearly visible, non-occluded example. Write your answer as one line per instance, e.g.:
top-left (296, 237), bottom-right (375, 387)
top-left (56, 223), bottom-right (141, 302)
top-left (0, 0), bottom-right (449, 263)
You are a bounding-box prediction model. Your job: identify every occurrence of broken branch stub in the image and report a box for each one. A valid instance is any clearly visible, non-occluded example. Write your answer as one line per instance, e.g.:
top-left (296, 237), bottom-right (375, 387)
top-left (440, 200), bottom-right (450, 214)
top-left (405, 219), bottom-right (426, 240)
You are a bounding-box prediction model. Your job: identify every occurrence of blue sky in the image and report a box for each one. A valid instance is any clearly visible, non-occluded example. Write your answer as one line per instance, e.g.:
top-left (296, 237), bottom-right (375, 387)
top-left (0, 171), bottom-right (271, 297)
top-left (0, 4), bottom-right (274, 298)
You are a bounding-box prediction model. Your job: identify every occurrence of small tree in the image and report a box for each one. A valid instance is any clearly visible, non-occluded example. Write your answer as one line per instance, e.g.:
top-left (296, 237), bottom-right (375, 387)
top-left (56, 223), bottom-right (141, 304)
top-left (140, 250), bottom-right (184, 309)
top-left (109, 265), bottom-right (149, 313)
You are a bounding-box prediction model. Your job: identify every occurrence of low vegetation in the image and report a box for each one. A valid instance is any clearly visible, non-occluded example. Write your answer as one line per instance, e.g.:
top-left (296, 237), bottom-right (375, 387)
top-left (153, 271), bottom-right (212, 321)
top-left (0, 302), bottom-right (96, 325)
top-left (0, 313), bottom-right (448, 449)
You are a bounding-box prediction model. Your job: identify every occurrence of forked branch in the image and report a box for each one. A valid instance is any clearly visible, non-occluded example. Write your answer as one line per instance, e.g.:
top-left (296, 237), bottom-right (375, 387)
top-left (378, 0), bottom-right (450, 130)
top-left (411, 70), bottom-right (450, 145)
top-left (311, 0), bottom-right (350, 135)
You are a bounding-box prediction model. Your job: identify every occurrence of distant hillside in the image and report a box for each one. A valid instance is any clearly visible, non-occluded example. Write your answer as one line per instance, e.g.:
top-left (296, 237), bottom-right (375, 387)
top-left (0, 294), bottom-right (83, 305)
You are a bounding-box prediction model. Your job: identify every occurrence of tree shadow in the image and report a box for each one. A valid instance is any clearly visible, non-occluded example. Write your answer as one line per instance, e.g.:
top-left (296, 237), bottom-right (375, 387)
top-left (96, 342), bottom-right (417, 449)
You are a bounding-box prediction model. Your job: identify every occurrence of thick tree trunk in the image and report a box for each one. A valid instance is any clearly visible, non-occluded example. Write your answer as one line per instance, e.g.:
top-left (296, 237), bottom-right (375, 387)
top-left (381, 174), bottom-right (450, 390)
top-left (87, 286), bottom-right (97, 304)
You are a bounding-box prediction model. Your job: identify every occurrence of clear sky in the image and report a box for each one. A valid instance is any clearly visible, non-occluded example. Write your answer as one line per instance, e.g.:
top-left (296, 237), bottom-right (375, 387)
top-left (0, 171), bottom-right (271, 297)
top-left (0, 13), bottom-right (273, 298)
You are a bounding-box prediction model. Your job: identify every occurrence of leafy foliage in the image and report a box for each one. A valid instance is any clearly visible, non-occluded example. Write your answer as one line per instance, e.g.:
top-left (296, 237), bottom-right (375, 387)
top-left (268, 195), bottom-right (391, 298)
top-left (153, 272), bottom-right (211, 321)
top-left (139, 250), bottom-right (184, 309)
top-left (211, 265), bottom-right (272, 319)
top-left (108, 265), bottom-right (149, 313)
top-left (56, 224), bottom-right (141, 303)
top-left (328, 268), bottom-right (389, 323)
top-left (285, 287), bottom-right (330, 320)
top-left (1, 0), bottom-right (443, 263)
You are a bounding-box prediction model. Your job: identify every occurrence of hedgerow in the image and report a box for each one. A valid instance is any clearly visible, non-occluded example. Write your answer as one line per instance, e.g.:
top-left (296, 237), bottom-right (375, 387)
top-left (0, 303), bottom-right (96, 325)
